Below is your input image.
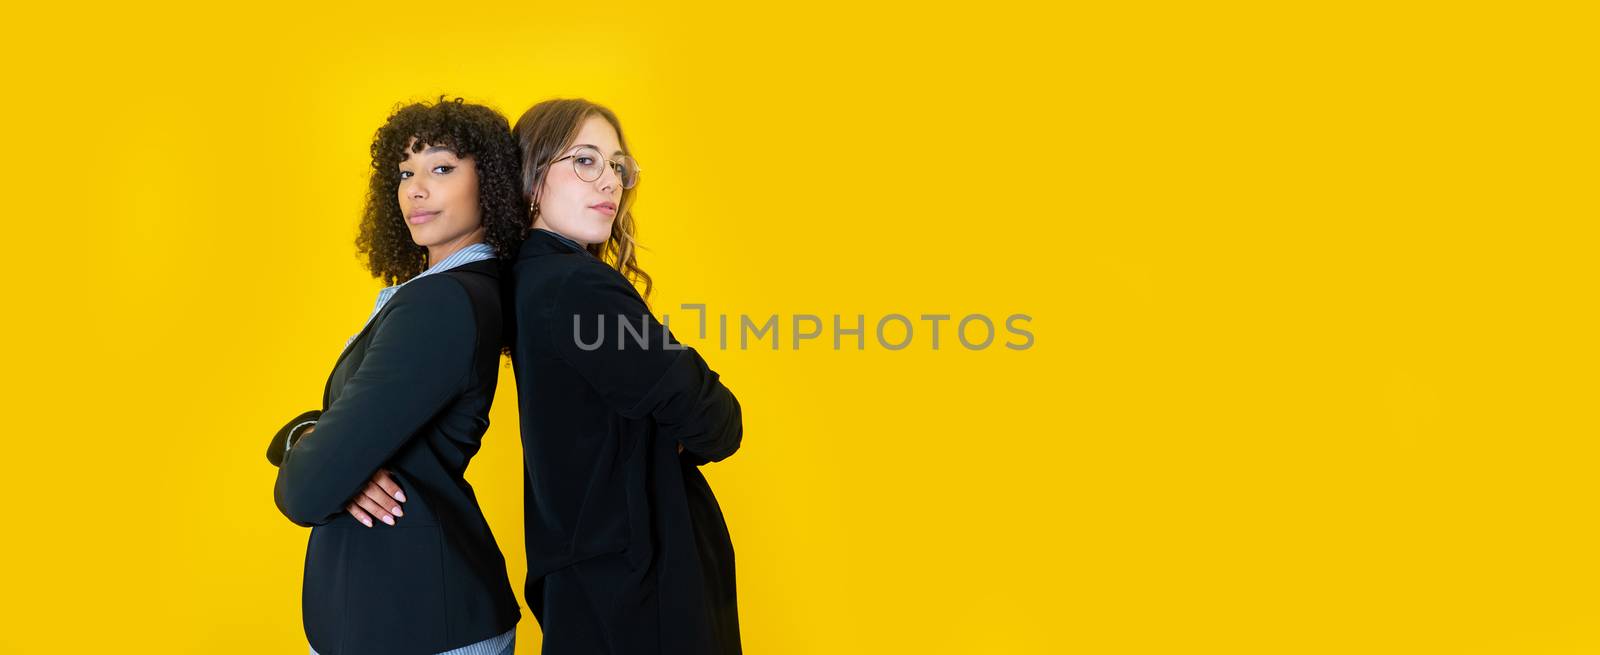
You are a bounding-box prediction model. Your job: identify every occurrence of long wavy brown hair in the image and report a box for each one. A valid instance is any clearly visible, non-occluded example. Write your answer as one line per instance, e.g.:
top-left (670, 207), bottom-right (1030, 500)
top-left (513, 98), bottom-right (652, 298)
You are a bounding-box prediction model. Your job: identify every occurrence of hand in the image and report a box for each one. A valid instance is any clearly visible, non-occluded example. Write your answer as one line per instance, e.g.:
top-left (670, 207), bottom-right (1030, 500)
top-left (677, 442), bottom-right (685, 454)
top-left (345, 469), bottom-right (407, 528)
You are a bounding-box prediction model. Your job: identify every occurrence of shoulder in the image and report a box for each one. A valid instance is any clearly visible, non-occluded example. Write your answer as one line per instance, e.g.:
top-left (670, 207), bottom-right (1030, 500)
top-left (384, 275), bottom-right (476, 331)
top-left (513, 249), bottom-right (599, 283)
top-left (551, 258), bottom-right (647, 314)
top-left (393, 272), bottom-right (471, 305)
top-left (369, 276), bottom-right (485, 359)
top-left (436, 261), bottom-right (503, 310)
top-left (440, 258), bottom-right (502, 282)
top-left (516, 253), bottom-right (639, 303)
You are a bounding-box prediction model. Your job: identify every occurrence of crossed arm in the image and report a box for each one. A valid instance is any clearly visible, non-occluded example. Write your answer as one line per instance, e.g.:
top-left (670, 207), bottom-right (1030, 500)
top-left (267, 417), bottom-right (408, 527)
top-left (543, 263), bottom-right (743, 464)
top-left (265, 277), bottom-right (476, 528)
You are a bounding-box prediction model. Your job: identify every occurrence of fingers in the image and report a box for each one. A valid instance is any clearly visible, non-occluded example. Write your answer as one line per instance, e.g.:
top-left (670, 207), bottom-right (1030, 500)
top-left (352, 494), bottom-right (396, 526)
top-left (344, 469), bottom-right (409, 528)
top-left (346, 502), bottom-right (375, 528)
top-left (372, 469), bottom-right (406, 503)
top-left (359, 482), bottom-right (404, 519)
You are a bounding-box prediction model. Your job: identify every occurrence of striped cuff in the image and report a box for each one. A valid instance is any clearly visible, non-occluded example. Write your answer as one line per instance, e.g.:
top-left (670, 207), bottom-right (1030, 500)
top-left (284, 420), bottom-right (318, 456)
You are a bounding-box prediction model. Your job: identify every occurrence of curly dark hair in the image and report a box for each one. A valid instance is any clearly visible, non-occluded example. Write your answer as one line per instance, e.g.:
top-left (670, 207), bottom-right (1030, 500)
top-left (357, 96), bottom-right (527, 286)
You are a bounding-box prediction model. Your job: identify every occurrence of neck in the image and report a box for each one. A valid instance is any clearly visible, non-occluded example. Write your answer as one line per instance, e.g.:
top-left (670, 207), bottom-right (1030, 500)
top-left (532, 219), bottom-right (593, 248)
top-left (426, 229), bottom-right (486, 268)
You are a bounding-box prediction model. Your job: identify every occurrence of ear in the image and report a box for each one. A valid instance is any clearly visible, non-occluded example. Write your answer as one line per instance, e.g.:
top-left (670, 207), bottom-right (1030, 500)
top-left (529, 171), bottom-right (548, 211)
top-left (525, 179), bottom-right (543, 224)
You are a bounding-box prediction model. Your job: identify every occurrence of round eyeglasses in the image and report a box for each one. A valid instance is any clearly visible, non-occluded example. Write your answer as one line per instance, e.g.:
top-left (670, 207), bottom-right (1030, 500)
top-left (549, 146), bottom-right (641, 190)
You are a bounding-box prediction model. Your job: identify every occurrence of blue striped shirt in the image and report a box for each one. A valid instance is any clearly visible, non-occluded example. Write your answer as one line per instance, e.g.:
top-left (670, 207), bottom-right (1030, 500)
top-left (310, 628), bottom-right (512, 655)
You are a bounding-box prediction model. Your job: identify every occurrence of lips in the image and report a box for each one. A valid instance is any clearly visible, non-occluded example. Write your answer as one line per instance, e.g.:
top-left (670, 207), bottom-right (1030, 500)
top-left (407, 210), bottom-right (439, 225)
top-left (589, 202), bottom-right (617, 216)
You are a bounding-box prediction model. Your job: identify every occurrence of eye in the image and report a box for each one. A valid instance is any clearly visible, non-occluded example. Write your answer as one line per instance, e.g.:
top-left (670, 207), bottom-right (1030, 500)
top-left (398, 170), bottom-right (413, 180)
top-left (574, 156), bottom-right (596, 166)
top-left (432, 165), bottom-right (455, 174)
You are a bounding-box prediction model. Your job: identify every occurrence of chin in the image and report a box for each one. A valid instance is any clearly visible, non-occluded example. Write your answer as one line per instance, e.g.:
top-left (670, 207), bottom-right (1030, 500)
top-left (406, 228), bottom-right (432, 247)
top-left (574, 225), bottom-right (612, 246)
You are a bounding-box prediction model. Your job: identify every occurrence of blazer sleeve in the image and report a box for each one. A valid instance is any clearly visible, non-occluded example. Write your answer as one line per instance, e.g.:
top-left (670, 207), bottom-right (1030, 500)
top-left (265, 409), bottom-right (323, 467)
top-left (544, 263), bottom-right (742, 464)
top-left (273, 276), bottom-right (477, 526)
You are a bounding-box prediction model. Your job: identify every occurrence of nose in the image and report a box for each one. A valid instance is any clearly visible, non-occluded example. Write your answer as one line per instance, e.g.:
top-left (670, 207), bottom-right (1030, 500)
top-left (596, 163), bottom-right (620, 195)
top-left (402, 177), bottom-right (429, 201)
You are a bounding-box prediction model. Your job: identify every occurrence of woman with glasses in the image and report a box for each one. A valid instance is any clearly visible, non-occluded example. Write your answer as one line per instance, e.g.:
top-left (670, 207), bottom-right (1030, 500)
top-left (504, 98), bottom-right (744, 654)
top-left (265, 97), bottom-right (524, 655)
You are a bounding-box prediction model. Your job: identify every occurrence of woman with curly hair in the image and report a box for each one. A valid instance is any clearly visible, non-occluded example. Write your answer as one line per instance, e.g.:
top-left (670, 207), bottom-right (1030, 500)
top-left (265, 97), bottom-right (526, 655)
top-left (505, 98), bottom-right (744, 654)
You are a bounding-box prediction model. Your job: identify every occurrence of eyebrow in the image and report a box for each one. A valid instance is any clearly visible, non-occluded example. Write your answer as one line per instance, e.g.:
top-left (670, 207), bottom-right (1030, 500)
top-left (571, 143), bottom-right (625, 156)
top-left (399, 146), bottom-right (459, 162)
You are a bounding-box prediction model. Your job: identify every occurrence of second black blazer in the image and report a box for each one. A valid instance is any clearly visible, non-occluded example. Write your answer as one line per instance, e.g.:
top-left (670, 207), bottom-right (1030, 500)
top-left (507, 229), bottom-right (744, 654)
top-left (267, 258), bottom-right (520, 655)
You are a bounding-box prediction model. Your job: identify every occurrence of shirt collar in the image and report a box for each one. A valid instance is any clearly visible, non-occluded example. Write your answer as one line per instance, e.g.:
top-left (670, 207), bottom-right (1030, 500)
top-left (343, 241), bottom-right (496, 352)
top-left (519, 228), bottom-right (597, 260)
top-left (421, 241), bottom-right (497, 277)
top-left (378, 241), bottom-right (495, 301)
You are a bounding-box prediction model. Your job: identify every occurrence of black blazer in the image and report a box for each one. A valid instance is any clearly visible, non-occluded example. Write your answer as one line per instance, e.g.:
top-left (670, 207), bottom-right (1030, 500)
top-left (507, 229), bottom-right (743, 654)
top-left (267, 259), bottom-right (520, 655)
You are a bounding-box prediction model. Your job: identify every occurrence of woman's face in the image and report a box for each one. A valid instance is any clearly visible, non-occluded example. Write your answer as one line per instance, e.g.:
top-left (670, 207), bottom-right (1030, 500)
top-left (533, 115), bottom-right (624, 246)
top-left (397, 139), bottom-right (484, 259)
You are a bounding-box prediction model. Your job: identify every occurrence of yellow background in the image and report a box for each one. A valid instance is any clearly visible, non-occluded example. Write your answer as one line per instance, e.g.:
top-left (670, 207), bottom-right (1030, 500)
top-left (2, 1), bottom-right (1596, 652)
